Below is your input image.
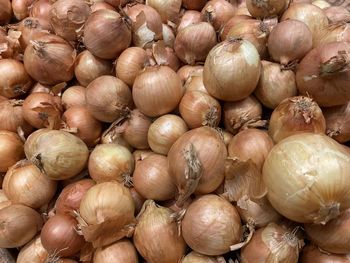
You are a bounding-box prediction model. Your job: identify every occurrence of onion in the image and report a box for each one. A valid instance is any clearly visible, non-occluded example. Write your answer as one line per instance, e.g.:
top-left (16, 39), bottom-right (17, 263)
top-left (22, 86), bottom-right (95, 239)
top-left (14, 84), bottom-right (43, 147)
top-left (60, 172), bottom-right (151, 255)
top-left (220, 15), bottom-right (252, 41)
top-left (203, 38), bottom-right (261, 102)
top-left (17, 235), bottom-right (48, 263)
top-left (174, 22), bottom-right (217, 65)
top-left (88, 144), bottom-right (134, 184)
top-left (86, 76), bottom-right (132, 123)
top-left (78, 181), bottom-right (135, 247)
top-left (124, 4), bottom-right (163, 48)
top-left (23, 34), bottom-right (75, 85)
top-left (162, 24), bottom-right (175, 48)
top-left (91, 2), bottom-right (116, 12)
top-left (103, 0), bottom-right (129, 8)
top-left (182, 252), bottom-right (223, 263)
top-left (41, 214), bottom-right (85, 257)
top-left (254, 60), bottom-right (297, 109)
top-left (241, 223), bottom-right (304, 263)
top-left (223, 96), bottom-right (265, 135)
top-left (246, 0), bottom-right (289, 18)
top-left (133, 66), bottom-right (184, 117)
top-left (312, 0), bottom-right (331, 9)
top-left (116, 47), bottom-right (149, 86)
top-left (22, 92), bottom-right (62, 129)
top-left (3, 160), bottom-right (56, 209)
top-left (324, 102), bottom-right (350, 143)
top-left (182, 194), bottom-right (242, 255)
top-left (133, 154), bottom-right (176, 201)
top-left (17, 17), bottom-right (49, 50)
top-left (24, 129), bottom-right (89, 180)
top-left (0, 28), bottom-right (20, 59)
top-left (201, 0), bottom-right (237, 31)
top-left (179, 90), bottom-right (221, 128)
top-left (61, 86), bottom-right (86, 109)
top-left (0, 131), bottom-right (24, 173)
top-left (49, 0), bottom-right (90, 41)
top-left (130, 187), bottom-right (145, 215)
top-left (0, 204), bottom-right (43, 248)
top-left (74, 50), bottom-right (113, 87)
top-left (62, 106), bottom-right (102, 147)
top-left (148, 114), bottom-right (188, 155)
top-left (55, 179), bottom-right (95, 215)
top-left (101, 130), bottom-right (133, 151)
top-left (0, 0), bottom-right (12, 25)
top-left (263, 133), bottom-right (350, 224)
top-left (300, 244), bottom-right (350, 262)
top-left (314, 23), bottom-right (350, 48)
top-left (29, 0), bottom-right (52, 31)
top-left (84, 9), bottom-right (131, 59)
top-left (168, 127), bottom-right (227, 206)
top-left (12, 0), bottom-right (35, 20)
top-left (0, 190), bottom-right (11, 210)
top-left (0, 59), bottom-right (33, 98)
top-left (30, 82), bottom-right (51, 94)
top-left (177, 10), bottom-right (203, 32)
top-left (184, 72), bottom-right (208, 94)
top-left (93, 239), bottom-right (138, 263)
top-left (146, 0), bottom-right (181, 23)
top-left (268, 20), bottom-right (313, 65)
top-left (183, 0), bottom-right (207, 11)
top-left (268, 96), bottom-right (326, 143)
top-left (296, 41), bottom-right (350, 107)
top-left (133, 200), bottom-right (186, 263)
top-left (177, 65), bottom-right (203, 84)
top-left (152, 44), bottom-right (180, 71)
top-left (324, 6), bottom-right (350, 24)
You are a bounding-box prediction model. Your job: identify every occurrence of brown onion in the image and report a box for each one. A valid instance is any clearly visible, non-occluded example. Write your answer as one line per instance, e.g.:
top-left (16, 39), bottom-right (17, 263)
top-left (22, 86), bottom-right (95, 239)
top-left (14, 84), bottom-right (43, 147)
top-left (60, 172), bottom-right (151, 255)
top-left (24, 129), bottom-right (89, 180)
top-left (133, 200), bottom-right (186, 263)
top-left (146, 0), bottom-right (181, 23)
top-left (103, 0), bottom-right (129, 8)
top-left (62, 106), bottom-right (102, 146)
top-left (246, 0), bottom-right (289, 18)
top-left (296, 41), bottom-right (350, 107)
top-left (184, 72), bottom-right (208, 93)
top-left (17, 17), bottom-right (49, 50)
top-left (91, 2), bottom-right (116, 12)
top-left (0, 59), bottom-right (33, 98)
top-left (174, 22), bottom-right (217, 65)
top-left (203, 38), bottom-right (261, 102)
top-left (101, 129), bottom-right (133, 151)
top-left (268, 96), bottom-right (326, 143)
top-left (162, 24), bottom-right (175, 48)
top-left (148, 114), bottom-right (188, 155)
top-left (24, 34), bottom-right (75, 85)
top-left (74, 50), bottom-right (113, 87)
top-left (177, 10), bottom-right (203, 32)
top-left (0, 131), bottom-right (24, 172)
top-left (314, 23), bottom-right (350, 48)
top-left (133, 154), bottom-right (176, 201)
top-left (0, 0), bottom-right (12, 25)
top-left (183, 0), bottom-right (207, 11)
top-left (61, 86), bottom-right (86, 109)
top-left (30, 82), bottom-right (51, 94)
top-left (220, 15), bottom-right (252, 41)
top-left (93, 239), bottom-right (138, 263)
top-left (300, 245), bottom-right (350, 263)
top-left (86, 76), bottom-right (132, 123)
top-left (324, 102), bottom-right (350, 143)
top-left (0, 204), bottom-right (43, 248)
top-left (201, 0), bottom-right (237, 31)
top-left (12, 0), bottom-right (35, 20)
top-left (17, 235), bottom-right (48, 263)
top-left (29, 0), bottom-right (52, 30)
top-left (182, 252), bottom-right (223, 263)
top-left (168, 127), bottom-right (227, 206)
top-left (182, 194), bottom-right (242, 255)
top-left (41, 214), bottom-right (85, 257)
top-left (88, 144), bottom-right (134, 184)
top-left (324, 6), bottom-right (350, 24)
top-left (177, 65), bottom-right (203, 84)
top-left (150, 43), bottom-right (180, 72)
top-left (130, 187), bottom-right (145, 215)
top-left (254, 60), bottom-right (297, 109)
top-left (0, 190), bottom-right (11, 210)
top-left (0, 28), bottom-right (21, 59)
top-left (84, 9), bottom-right (131, 59)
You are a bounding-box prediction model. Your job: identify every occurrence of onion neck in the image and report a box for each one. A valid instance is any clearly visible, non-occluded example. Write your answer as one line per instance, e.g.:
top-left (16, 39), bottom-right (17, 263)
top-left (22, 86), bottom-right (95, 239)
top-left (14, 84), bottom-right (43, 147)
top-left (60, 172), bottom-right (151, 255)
top-left (314, 202), bottom-right (340, 225)
top-left (30, 40), bottom-right (46, 58)
top-left (320, 50), bottom-right (350, 76)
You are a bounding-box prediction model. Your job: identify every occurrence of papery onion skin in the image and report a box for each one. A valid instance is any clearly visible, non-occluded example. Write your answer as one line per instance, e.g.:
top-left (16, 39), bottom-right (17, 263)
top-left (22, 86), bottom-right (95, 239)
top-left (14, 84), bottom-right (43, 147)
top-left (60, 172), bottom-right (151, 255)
top-left (93, 239), bottom-right (139, 263)
top-left (162, 24), bottom-right (175, 48)
top-left (300, 245), bottom-right (350, 263)
top-left (17, 235), bottom-right (48, 263)
top-left (29, 0), bottom-right (52, 30)
top-left (324, 6), bottom-right (350, 24)
top-left (146, 0), bottom-right (181, 23)
top-left (184, 73), bottom-right (208, 94)
top-left (296, 41), bottom-right (350, 107)
top-left (0, 204), bottom-right (43, 248)
top-left (182, 194), bottom-right (242, 256)
top-left (324, 102), bottom-right (350, 143)
top-left (201, 0), bottom-right (237, 31)
top-left (0, 0), bottom-right (12, 25)
top-left (177, 10), bottom-right (203, 32)
top-left (17, 17), bottom-right (49, 50)
top-left (0, 131), bottom-right (24, 173)
top-left (182, 251), bottom-right (220, 263)
top-left (246, 0), bottom-right (289, 18)
top-left (12, 0), bottom-right (35, 20)
top-left (183, 0), bottom-right (207, 11)
top-left (30, 82), bottom-right (51, 94)
top-left (62, 86), bottom-right (86, 109)
top-left (263, 133), bottom-right (350, 224)
top-left (177, 65), bottom-right (203, 84)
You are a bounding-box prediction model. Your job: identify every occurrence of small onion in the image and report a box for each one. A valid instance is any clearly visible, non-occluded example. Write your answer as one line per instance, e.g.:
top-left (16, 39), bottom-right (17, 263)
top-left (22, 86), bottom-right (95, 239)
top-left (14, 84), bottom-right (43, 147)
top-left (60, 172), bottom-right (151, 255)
top-left (0, 204), bottom-right (43, 248)
top-left (184, 72), bottom-right (208, 94)
top-left (177, 65), bottom-right (203, 84)
top-left (148, 114), bottom-right (188, 155)
top-left (61, 86), bottom-right (86, 109)
top-left (263, 133), bottom-right (350, 224)
top-left (300, 245), bottom-right (350, 263)
top-left (88, 144), bottom-right (134, 184)
top-left (12, 0), bottom-right (35, 20)
top-left (17, 235), bottom-right (48, 263)
top-left (201, 0), bottom-right (237, 31)
top-left (86, 76), bottom-right (132, 123)
top-left (324, 6), bottom-right (350, 24)
top-left (146, 0), bottom-right (181, 23)
top-left (133, 154), bottom-right (176, 201)
top-left (0, 0), bottom-right (12, 25)
top-left (133, 66), bottom-right (184, 117)
top-left (0, 59), bottom-right (33, 98)
top-left (74, 50), bottom-right (113, 87)
top-left (93, 239), bottom-right (138, 263)
top-left (133, 200), bottom-right (186, 263)
top-left (29, 0), bottom-right (52, 31)
top-left (24, 129), bottom-right (89, 180)
top-left (41, 214), bottom-right (85, 257)
top-left (91, 2), bottom-right (116, 12)
top-left (254, 60), bottom-right (297, 109)
top-left (203, 38), bottom-right (261, 102)
top-left (23, 34), bottom-right (75, 85)
top-left (324, 102), bottom-right (350, 143)
top-left (182, 252), bottom-right (222, 263)
top-left (17, 17), bottom-right (49, 50)
top-left (246, 0), bottom-right (289, 18)
top-left (0, 131), bottom-right (24, 173)
top-left (177, 10), bottom-right (203, 32)
top-left (182, 0), bottom-right (207, 11)
top-left (84, 9), bottom-right (131, 59)
top-left (182, 194), bottom-right (242, 256)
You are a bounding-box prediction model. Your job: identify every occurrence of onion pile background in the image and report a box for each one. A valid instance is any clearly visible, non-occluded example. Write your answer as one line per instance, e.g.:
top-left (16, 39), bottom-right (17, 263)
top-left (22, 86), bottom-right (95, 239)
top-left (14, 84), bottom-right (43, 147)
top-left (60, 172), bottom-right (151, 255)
top-left (0, 0), bottom-right (350, 262)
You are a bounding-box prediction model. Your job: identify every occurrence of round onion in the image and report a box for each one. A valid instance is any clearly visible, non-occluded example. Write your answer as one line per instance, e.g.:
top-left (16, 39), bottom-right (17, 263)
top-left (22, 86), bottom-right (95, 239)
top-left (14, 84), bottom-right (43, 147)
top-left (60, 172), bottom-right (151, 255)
top-left (168, 127), bottom-right (227, 206)
top-left (93, 239), bottom-right (138, 263)
top-left (220, 15), bottom-right (252, 41)
top-left (12, 0), bottom-right (35, 20)
top-left (182, 252), bottom-right (222, 263)
top-left (0, 131), bottom-right (24, 172)
top-left (0, 0), bottom-right (12, 25)
top-left (201, 0), bottom-right (237, 31)
top-left (23, 34), bottom-right (75, 85)
top-left (263, 133), bottom-right (350, 224)
top-left (86, 76), bottom-right (132, 123)
top-left (61, 86), bottom-right (86, 109)
top-left (177, 10), bottom-right (203, 32)
top-left (17, 17), bottom-right (49, 50)
top-left (29, 0), bottom-right (52, 30)
top-left (246, 0), bottom-right (289, 18)
top-left (146, 0), bottom-right (181, 23)
top-left (300, 244), bottom-right (350, 263)
top-left (183, 0), bottom-right (207, 10)
top-left (203, 38), bottom-right (261, 102)
top-left (0, 59), bottom-right (33, 98)
top-left (41, 214), bottom-right (85, 257)
top-left (184, 72), bottom-right (208, 94)
top-left (133, 200), bottom-right (186, 263)
top-left (0, 204), bottom-right (43, 248)
top-left (324, 6), bottom-right (350, 24)
top-left (324, 102), bottom-right (350, 143)
top-left (177, 65), bottom-right (203, 84)
top-left (17, 235), bottom-right (48, 263)
top-left (84, 9), bottom-right (131, 59)
top-left (74, 50), bottom-right (113, 87)
top-left (24, 129), bottom-right (89, 180)
top-left (182, 194), bottom-right (242, 256)
top-left (296, 41), bottom-right (350, 107)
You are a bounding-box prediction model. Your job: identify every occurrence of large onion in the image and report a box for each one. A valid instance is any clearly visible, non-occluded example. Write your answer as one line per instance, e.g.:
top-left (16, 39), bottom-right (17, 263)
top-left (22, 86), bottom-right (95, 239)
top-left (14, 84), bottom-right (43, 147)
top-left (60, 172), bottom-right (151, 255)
top-left (93, 239), bottom-right (139, 263)
top-left (0, 131), bottom-right (24, 173)
top-left (300, 244), bottom-right (350, 263)
top-left (324, 102), bottom-right (350, 143)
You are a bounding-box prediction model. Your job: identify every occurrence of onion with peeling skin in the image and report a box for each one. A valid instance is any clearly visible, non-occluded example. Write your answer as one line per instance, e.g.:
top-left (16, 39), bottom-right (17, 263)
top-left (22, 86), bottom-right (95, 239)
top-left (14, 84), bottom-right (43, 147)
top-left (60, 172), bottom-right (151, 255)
top-left (177, 65), bottom-right (203, 84)
top-left (246, 0), bottom-right (289, 18)
top-left (162, 24), bottom-right (175, 48)
top-left (17, 17), bottom-right (49, 50)
top-left (177, 10), bottom-right (203, 32)
top-left (324, 102), bottom-right (350, 143)
top-left (314, 23), bottom-right (350, 48)
top-left (300, 245), bottom-right (350, 263)
top-left (17, 235), bottom-right (48, 263)
top-left (93, 239), bottom-right (139, 263)
top-left (61, 86), bottom-right (86, 110)
top-left (324, 6), bottom-right (350, 24)
top-left (201, 0), bottom-right (237, 31)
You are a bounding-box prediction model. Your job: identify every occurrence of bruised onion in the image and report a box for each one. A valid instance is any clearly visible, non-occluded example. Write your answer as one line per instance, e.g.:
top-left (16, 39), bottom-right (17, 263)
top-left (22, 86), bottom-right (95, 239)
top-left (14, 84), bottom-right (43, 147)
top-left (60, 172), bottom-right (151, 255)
top-left (201, 0), bottom-right (237, 31)
top-left (183, 0), bottom-right (207, 11)
top-left (17, 235), bottom-right (48, 263)
top-left (177, 65), bottom-right (203, 84)
top-left (246, 0), bottom-right (289, 18)
top-left (177, 10), bottom-right (203, 32)
top-left (324, 102), bottom-right (350, 143)
top-left (146, 0), bottom-right (181, 23)
top-left (324, 6), bottom-right (350, 24)
top-left (0, 131), bottom-right (24, 173)
top-left (182, 194), bottom-right (242, 256)
top-left (61, 86), bottom-right (86, 109)
top-left (17, 17), bottom-right (49, 50)
top-left (93, 239), bottom-right (138, 263)
top-left (29, 0), bottom-right (52, 30)
top-left (300, 244), bottom-right (350, 262)
top-left (12, 0), bottom-right (35, 20)
top-left (0, 0), bottom-right (12, 25)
